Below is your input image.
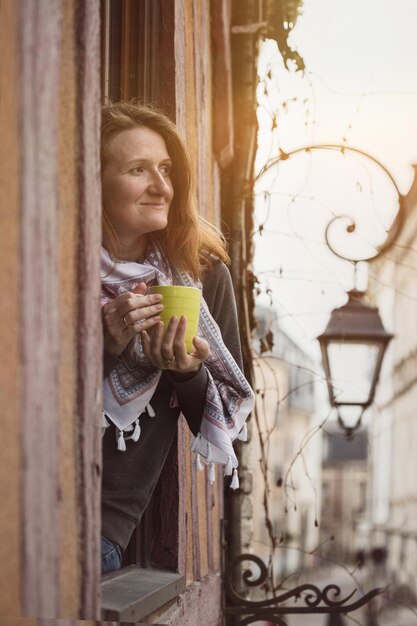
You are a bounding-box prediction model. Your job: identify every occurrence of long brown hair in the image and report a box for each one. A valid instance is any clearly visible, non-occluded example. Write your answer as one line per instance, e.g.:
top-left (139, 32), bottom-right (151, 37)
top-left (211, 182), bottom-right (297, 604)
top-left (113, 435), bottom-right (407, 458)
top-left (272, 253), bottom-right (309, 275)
top-left (101, 101), bottom-right (229, 278)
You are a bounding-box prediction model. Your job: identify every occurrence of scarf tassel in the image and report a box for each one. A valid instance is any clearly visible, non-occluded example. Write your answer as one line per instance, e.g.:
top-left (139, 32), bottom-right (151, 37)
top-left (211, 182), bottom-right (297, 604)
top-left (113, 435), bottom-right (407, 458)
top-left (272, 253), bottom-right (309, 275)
top-left (224, 456), bottom-right (233, 476)
top-left (230, 468), bottom-right (239, 490)
top-left (132, 419), bottom-right (141, 442)
top-left (195, 453), bottom-right (204, 471)
top-left (206, 442), bottom-right (213, 463)
top-left (117, 429), bottom-right (127, 452)
top-left (147, 403), bottom-right (155, 417)
top-left (208, 462), bottom-right (216, 485)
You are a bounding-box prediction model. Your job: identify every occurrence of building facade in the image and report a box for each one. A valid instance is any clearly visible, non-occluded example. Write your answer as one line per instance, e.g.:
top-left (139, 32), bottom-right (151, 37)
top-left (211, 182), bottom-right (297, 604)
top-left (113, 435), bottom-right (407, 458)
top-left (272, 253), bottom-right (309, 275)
top-left (369, 166), bottom-right (417, 605)
top-left (0, 1), bottom-right (306, 623)
top-left (252, 306), bottom-right (320, 582)
top-left (320, 428), bottom-right (368, 564)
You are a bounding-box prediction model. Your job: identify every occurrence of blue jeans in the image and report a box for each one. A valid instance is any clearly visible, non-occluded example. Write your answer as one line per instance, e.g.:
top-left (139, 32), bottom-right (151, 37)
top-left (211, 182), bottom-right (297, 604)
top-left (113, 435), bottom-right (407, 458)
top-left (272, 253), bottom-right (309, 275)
top-left (101, 535), bottom-right (123, 574)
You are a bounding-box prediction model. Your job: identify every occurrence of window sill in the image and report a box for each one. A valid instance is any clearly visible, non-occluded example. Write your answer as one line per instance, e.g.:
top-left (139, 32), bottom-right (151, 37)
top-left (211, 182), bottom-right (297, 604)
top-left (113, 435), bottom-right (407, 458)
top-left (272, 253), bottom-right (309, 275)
top-left (101, 565), bottom-right (185, 622)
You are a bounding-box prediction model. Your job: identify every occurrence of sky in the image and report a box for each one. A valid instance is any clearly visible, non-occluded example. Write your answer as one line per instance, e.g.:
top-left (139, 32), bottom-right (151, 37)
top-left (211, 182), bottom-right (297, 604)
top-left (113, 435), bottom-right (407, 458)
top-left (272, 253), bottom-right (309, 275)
top-left (254, 0), bottom-right (417, 359)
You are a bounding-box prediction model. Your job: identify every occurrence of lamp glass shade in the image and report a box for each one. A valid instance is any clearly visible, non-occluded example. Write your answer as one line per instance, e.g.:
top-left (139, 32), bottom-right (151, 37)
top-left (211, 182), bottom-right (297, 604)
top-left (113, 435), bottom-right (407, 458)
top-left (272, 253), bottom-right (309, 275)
top-left (326, 339), bottom-right (382, 406)
top-left (318, 290), bottom-right (393, 414)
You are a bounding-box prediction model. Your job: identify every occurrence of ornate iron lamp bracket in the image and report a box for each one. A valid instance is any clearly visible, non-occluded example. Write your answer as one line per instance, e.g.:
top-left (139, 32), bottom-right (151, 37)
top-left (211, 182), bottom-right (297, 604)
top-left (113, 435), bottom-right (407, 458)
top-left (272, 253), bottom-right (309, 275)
top-left (223, 144), bottom-right (398, 624)
top-left (256, 143), bottom-right (400, 438)
top-left (256, 143), bottom-right (405, 266)
top-left (223, 554), bottom-right (383, 625)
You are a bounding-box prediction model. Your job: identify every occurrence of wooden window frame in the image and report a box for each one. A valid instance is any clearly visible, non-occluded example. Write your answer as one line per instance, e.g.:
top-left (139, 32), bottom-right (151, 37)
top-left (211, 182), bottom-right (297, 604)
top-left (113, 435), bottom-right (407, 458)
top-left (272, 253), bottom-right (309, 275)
top-left (100, 3), bottom-right (182, 618)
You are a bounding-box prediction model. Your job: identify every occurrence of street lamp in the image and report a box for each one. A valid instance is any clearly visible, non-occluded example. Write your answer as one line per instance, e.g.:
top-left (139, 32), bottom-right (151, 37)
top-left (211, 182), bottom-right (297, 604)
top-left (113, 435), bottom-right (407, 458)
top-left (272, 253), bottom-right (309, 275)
top-left (318, 289), bottom-right (393, 438)
top-left (258, 145), bottom-right (402, 440)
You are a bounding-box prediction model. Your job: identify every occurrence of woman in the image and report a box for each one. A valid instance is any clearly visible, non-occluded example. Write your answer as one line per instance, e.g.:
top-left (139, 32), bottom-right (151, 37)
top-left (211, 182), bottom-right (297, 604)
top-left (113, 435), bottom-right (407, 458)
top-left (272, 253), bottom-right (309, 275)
top-left (100, 101), bottom-right (254, 575)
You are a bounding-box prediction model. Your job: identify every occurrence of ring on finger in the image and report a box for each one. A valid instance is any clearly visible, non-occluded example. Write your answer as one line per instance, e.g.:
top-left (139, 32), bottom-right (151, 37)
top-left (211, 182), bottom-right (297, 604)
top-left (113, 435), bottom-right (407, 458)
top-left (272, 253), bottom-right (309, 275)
top-left (123, 314), bottom-right (130, 328)
top-left (164, 355), bottom-right (176, 365)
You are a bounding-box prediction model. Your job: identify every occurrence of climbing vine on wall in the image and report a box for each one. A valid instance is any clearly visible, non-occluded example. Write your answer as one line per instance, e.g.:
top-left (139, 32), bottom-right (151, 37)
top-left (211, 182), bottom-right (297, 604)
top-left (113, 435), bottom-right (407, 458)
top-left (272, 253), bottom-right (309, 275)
top-left (265, 0), bottom-right (305, 71)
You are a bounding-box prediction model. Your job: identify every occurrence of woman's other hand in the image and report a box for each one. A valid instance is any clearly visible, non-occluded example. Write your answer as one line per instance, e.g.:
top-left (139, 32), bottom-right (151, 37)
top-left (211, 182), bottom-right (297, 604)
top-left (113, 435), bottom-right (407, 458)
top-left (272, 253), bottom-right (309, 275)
top-left (102, 282), bottom-right (163, 356)
top-left (141, 315), bottom-right (210, 377)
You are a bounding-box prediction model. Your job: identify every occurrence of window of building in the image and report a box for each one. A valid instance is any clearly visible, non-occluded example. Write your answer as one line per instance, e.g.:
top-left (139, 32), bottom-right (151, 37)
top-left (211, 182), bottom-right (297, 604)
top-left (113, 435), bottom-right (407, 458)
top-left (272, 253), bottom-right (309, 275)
top-left (101, 0), bottom-right (176, 115)
top-left (99, 1), bottom-right (184, 619)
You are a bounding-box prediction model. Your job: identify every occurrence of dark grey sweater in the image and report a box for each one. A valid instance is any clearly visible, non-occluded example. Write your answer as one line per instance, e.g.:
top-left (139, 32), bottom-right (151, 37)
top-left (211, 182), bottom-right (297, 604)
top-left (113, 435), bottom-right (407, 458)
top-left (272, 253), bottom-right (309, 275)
top-left (101, 260), bottom-right (242, 550)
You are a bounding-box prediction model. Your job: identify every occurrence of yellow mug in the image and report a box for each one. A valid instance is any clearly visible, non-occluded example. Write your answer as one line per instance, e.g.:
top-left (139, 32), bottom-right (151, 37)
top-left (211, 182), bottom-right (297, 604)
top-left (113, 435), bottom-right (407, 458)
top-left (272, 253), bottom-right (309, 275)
top-left (148, 285), bottom-right (202, 352)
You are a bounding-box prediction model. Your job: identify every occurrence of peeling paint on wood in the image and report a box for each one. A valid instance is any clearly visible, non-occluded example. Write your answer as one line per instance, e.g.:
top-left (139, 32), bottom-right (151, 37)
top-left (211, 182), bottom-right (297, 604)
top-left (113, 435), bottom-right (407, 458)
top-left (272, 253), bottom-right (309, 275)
top-left (177, 418), bottom-right (187, 576)
top-left (57, 0), bottom-right (82, 614)
top-left (75, 0), bottom-right (102, 618)
top-left (0, 0), bottom-right (22, 616)
top-left (20, 0), bottom-right (62, 617)
top-left (214, 466), bottom-right (224, 571)
top-left (211, 0), bottom-right (234, 168)
top-left (174, 0), bottom-right (187, 136)
top-left (197, 469), bottom-right (209, 577)
top-left (191, 447), bottom-right (201, 579)
top-left (206, 479), bottom-right (214, 572)
top-left (192, 0), bottom-right (211, 218)
top-left (184, 427), bottom-right (195, 586)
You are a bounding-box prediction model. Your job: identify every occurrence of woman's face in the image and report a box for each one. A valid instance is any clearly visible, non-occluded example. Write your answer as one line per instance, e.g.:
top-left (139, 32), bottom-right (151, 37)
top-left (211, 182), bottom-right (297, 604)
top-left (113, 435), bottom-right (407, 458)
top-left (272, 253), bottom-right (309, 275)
top-left (102, 126), bottom-right (174, 257)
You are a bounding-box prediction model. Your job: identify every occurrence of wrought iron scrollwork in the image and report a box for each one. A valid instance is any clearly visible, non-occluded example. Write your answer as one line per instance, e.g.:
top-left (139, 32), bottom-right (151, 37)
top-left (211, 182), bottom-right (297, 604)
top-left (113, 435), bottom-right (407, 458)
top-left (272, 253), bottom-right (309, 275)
top-left (223, 553), bottom-right (383, 625)
top-left (255, 143), bottom-right (405, 266)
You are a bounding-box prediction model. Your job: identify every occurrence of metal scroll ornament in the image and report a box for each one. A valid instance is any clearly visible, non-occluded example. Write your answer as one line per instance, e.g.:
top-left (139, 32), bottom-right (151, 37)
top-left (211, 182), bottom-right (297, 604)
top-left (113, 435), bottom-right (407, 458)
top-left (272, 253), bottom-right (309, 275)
top-left (256, 144), bottom-right (405, 266)
top-left (223, 554), bottom-right (382, 625)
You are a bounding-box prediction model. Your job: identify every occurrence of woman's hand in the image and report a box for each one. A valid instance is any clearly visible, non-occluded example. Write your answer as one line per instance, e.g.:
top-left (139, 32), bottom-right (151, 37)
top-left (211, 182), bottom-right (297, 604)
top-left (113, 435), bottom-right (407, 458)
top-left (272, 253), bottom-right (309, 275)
top-left (102, 282), bottom-right (163, 357)
top-left (141, 315), bottom-right (210, 377)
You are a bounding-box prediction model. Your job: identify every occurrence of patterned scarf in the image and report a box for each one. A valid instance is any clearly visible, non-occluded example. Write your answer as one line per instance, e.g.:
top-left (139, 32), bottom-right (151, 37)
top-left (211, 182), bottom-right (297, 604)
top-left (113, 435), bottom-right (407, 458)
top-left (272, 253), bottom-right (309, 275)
top-left (101, 239), bottom-right (254, 482)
